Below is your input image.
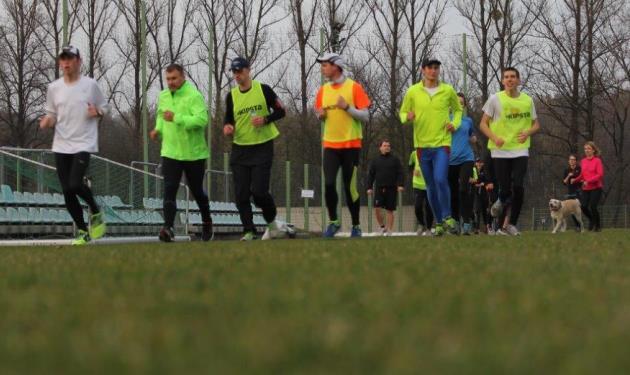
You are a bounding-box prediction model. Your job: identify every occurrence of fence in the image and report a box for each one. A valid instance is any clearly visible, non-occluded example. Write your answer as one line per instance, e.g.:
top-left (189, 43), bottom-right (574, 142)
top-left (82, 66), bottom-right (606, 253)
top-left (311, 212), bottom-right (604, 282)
top-left (1, 147), bottom-right (628, 235)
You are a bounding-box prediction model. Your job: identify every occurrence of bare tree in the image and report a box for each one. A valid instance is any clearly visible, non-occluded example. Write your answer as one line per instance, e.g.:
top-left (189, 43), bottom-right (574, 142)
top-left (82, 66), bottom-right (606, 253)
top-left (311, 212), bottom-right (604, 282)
top-left (405, 0), bottom-right (445, 84)
top-left (194, 0), bottom-right (240, 158)
top-left (231, 0), bottom-right (289, 76)
top-left (0, 0), bottom-right (47, 147)
top-left (279, 0), bottom-right (320, 162)
top-left (76, 0), bottom-right (120, 80)
top-left (37, 0), bottom-right (80, 80)
top-left (110, 0), bottom-right (161, 161)
top-left (319, 0), bottom-right (368, 54)
top-left (527, 0), bottom-right (622, 153)
top-left (146, 0), bottom-right (199, 90)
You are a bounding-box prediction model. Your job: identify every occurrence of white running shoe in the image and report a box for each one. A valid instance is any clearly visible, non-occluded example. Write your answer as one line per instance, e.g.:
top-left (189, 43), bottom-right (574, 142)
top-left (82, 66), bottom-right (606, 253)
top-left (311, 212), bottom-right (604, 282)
top-left (496, 228), bottom-right (509, 236)
top-left (262, 220), bottom-right (283, 240)
top-left (416, 225), bottom-right (425, 236)
top-left (505, 224), bottom-right (521, 236)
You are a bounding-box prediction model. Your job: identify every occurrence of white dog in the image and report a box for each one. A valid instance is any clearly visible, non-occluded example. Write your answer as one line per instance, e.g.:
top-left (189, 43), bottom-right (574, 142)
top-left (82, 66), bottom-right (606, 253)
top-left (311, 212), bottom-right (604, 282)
top-left (548, 198), bottom-right (584, 234)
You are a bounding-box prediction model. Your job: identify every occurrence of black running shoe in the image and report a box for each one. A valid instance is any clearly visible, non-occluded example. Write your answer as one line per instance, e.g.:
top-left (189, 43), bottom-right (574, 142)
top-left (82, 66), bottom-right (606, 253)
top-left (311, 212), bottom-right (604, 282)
top-left (159, 226), bottom-right (175, 242)
top-left (201, 221), bottom-right (213, 241)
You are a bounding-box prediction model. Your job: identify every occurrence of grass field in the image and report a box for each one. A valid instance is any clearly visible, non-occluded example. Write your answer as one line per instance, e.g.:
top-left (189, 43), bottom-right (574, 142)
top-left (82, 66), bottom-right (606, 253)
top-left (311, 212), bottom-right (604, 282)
top-left (1, 231), bottom-right (630, 374)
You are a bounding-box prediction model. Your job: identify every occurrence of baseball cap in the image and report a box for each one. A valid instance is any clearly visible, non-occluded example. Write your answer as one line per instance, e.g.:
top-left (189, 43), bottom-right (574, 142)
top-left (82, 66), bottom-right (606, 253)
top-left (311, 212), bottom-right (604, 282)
top-left (316, 52), bottom-right (345, 70)
top-left (230, 57), bottom-right (250, 72)
top-left (59, 45), bottom-right (80, 59)
top-left (421, 58), bottom-right (441, 68)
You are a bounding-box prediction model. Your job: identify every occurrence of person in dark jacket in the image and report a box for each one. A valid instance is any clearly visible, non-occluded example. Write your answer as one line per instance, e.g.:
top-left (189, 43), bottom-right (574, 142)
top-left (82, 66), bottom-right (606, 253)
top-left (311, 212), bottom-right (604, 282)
top-left (366, 140), bottom-right (404, 235)
top-left (562, 154), bottom-right (583, 230)
top-left (472, 156), bottom-right (495, 234)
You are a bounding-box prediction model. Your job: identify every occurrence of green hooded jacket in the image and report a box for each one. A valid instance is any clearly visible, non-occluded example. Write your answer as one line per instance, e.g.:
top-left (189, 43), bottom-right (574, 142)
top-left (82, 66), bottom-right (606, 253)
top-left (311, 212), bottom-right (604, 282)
top-left (155, 81), bottom-right (209, 161)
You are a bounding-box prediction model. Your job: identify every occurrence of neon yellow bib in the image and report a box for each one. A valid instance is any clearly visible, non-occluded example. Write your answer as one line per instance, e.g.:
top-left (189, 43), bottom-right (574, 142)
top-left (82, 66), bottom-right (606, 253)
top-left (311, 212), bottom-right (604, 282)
top-left (322, 79), bottom-right (362, 143)
top-left (488, 91), bottom-right (534, 150)
top-left (231, 80), bottom-right (279, 145)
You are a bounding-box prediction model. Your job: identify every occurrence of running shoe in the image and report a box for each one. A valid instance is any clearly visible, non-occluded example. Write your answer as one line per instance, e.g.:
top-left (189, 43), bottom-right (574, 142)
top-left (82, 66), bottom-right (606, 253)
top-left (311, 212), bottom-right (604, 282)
top-left (201, 221), bottom-right (213, 241)
top-left (89, 212), bottom-right (106, 240)
top-left (72, 229), bottom-right (91, 245)
top-left (350, 225), bottom-right (362, 238)
top-left (434, 223), bottom-right (445, 236)
top-left (159, 226), bottom-right (175, 242)
top-left (323, 221), bottom-right (341, 238)
top-left (240, 231), bottom-right (255, 241)
top-left (444, 217), bottom-right (459, 235)
top-left (462, 222), bottom-right (472, 235)
top-left (262, 220), bottom-right (284, 240)
top-left (505, 224), bottom-right (521, 236)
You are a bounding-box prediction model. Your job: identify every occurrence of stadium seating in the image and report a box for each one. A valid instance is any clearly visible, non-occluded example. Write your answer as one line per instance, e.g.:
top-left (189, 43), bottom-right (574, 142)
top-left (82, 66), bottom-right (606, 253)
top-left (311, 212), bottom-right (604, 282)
top-left (0, 184), bottom-right (267, 238)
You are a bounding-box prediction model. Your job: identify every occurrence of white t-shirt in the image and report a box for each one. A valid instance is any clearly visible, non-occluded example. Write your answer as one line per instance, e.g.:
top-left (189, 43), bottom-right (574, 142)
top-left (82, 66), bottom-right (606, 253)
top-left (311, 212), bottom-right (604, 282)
top-left (46, 75), bottom-right (109, 154)
top-left (482, 93), bottom-right (537, 158)
top-left (425, 86), bottom-right (439, 97)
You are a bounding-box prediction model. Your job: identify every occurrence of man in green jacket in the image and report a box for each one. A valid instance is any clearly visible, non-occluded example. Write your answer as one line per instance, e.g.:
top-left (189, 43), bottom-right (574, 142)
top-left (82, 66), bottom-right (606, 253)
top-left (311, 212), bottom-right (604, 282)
top-left (150, 63), bottom-right (212, 242)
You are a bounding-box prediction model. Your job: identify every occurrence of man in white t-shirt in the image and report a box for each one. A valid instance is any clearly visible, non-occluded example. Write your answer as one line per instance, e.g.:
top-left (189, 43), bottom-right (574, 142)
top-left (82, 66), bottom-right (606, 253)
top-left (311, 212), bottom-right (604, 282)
top-left (40, 46), bottom-right (109, 245)
top-left (479, 67), bottom-right (540, 236)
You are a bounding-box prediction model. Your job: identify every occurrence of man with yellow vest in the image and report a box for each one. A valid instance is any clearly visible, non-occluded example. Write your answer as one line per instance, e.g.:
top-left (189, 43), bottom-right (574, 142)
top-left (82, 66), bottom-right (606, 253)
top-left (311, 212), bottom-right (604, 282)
top-left (479, 67), bottom-right (540, 236)
top-left (150, 63), bottom-right (213, 242)
top-left (315, 53), bottom-right (371, 238)
top-left (409, 150), bottom-right (434, 236)
top-left (223, 57), bottom-right (287, 241)
top-left (399, 58), bottom-right (463, 236)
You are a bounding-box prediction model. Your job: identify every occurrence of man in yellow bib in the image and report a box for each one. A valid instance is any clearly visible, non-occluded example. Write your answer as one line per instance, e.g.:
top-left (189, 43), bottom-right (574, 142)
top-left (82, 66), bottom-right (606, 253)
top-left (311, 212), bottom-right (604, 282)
top-left (479, 67), bottom-right (540, 236)
top-left (314, 53), bottom-right (372, 238)
top-left (223, 57), bottom-right (287, 241)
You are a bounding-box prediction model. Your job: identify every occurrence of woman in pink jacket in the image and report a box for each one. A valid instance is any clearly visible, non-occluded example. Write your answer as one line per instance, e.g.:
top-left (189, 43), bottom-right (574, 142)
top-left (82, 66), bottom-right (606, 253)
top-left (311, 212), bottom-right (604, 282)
top-left (572, 141), bottom-right (604, 231)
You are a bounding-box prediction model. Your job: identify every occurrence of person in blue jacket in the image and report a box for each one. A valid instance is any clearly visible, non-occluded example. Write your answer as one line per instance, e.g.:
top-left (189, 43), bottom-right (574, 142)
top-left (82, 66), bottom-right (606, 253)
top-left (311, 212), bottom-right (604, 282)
top-left (448, 92), bottom-right (477, 234)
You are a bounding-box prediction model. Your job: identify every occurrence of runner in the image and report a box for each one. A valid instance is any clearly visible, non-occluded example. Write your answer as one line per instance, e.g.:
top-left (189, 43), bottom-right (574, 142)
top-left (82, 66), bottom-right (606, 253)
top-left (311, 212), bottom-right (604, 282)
top-left (39, 46), bottom-right (108, 245)
top-left (448, 92), bottom-right (476, 235)
top-left (366, 140), bottom-right (404, 236)
top-left (223, 57), bottom-right (287, 241)
top-left (315, 53), bottom-right (371, 238)
top-left (572, 141), bottom-right (604, 232)
top-left (409, 150), bottom-right (434, 236)
top-left (479, 67), bottom-right (540, 236)
top-left (399, 58), bottom-right (463, 236)
top-left (149, 63), bottom-right (213, 242)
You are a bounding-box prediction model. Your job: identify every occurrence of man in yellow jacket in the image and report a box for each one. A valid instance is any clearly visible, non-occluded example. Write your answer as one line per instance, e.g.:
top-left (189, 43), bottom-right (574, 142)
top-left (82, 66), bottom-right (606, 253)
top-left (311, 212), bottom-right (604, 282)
top-left (399, 58), bottom-right (462, 236)
top-left (150, 63), bottom-right (212, 242)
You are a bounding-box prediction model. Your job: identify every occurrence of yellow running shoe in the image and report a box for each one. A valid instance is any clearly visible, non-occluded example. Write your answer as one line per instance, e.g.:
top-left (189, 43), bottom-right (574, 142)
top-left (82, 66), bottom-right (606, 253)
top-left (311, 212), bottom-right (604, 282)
top-left (71, 229), bottom-right (91, 245)
top-left (89, 212), bottom-right (106, 240)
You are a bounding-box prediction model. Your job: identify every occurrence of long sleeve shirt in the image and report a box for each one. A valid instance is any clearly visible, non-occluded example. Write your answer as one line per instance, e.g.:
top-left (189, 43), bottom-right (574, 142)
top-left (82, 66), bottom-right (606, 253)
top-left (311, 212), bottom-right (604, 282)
top-left (574, 156), bottom-right (604, 191)
top-left (367, 153), bottom-right (404, 189)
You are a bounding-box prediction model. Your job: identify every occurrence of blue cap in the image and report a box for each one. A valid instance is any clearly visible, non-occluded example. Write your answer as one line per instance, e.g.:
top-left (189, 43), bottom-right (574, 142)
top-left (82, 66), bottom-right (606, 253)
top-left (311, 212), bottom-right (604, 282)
top-left (230, 57), bottom-right (250, 72)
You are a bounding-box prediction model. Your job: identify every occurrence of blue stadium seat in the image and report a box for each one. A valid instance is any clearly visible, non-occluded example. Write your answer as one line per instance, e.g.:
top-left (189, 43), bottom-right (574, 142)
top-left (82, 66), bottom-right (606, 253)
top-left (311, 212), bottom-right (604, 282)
top-left (17, 207), bottom-right (29, 223)
top-left (0, 207), bottom-right (8, 224)
top-left (23, 192), bottom-right (35, 205)
top-left (52, 193), bottom-right (65, 206)
top-left (0, 185), bottom-right (13, 205)
top-left (29, 207), bottom-right (42, 223)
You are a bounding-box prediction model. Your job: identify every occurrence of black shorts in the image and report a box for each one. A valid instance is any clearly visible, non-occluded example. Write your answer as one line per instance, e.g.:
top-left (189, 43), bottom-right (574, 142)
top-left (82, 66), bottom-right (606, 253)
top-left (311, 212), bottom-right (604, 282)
top-left (374, 187), bottom-right (397, 211)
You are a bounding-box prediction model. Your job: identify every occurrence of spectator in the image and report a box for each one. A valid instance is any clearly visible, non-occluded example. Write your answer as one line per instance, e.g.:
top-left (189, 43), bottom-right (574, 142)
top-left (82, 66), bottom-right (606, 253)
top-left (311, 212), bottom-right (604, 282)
top-left (572, 141), bottom-right (604, 232)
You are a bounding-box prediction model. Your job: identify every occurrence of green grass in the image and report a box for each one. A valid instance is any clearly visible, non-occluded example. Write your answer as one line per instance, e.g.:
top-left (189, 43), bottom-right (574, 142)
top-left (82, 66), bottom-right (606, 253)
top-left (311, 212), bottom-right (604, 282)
top-left (1, 232), bottom-right (630, 374)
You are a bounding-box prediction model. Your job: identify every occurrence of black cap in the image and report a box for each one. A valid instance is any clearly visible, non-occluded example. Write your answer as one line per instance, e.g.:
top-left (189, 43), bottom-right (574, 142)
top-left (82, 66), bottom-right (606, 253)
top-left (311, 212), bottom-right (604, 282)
top-left (230, 57), bottom-right (250, 72)
top-left (421, 58), bottom-right (441, 68)
top-left (59, 45), bottom-right (80, 59)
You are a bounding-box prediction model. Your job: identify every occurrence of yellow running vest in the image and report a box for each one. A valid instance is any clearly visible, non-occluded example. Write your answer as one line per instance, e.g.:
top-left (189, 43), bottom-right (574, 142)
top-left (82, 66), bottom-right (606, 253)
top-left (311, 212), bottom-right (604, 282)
top-left (487, 91), bottom-right (534, 150)
top-left (322, 79), bottom-right (362, 143)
